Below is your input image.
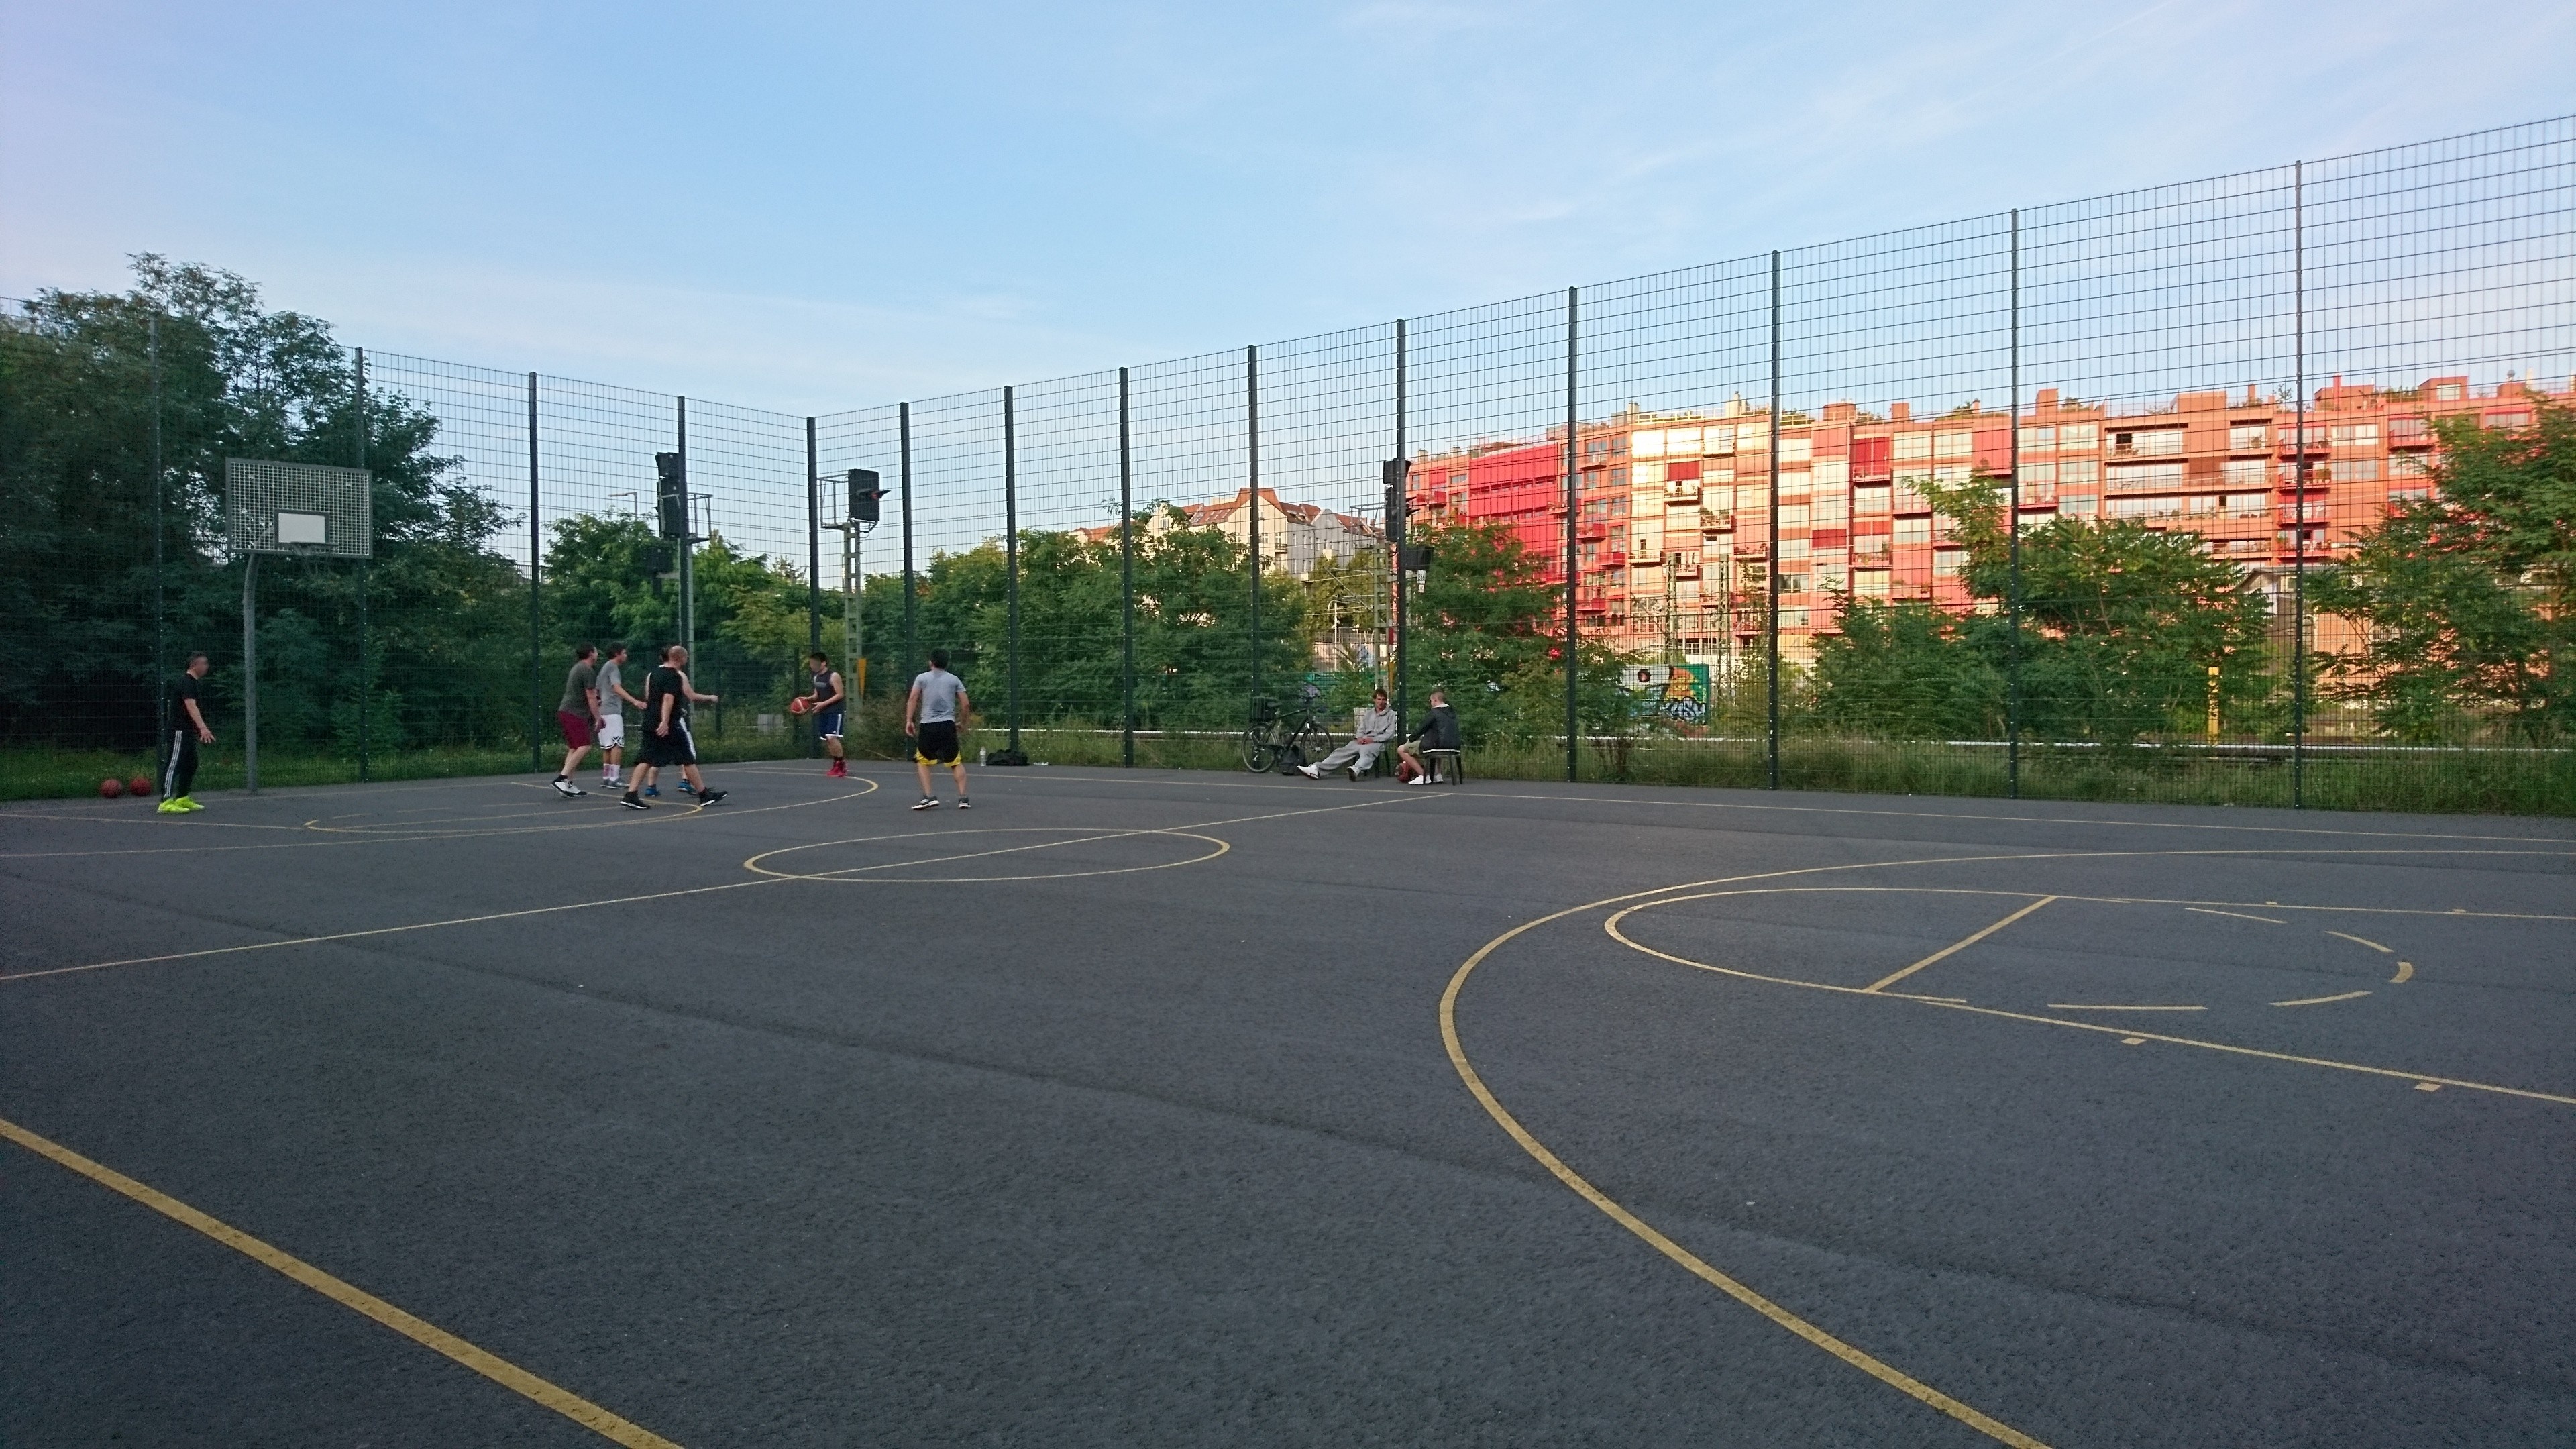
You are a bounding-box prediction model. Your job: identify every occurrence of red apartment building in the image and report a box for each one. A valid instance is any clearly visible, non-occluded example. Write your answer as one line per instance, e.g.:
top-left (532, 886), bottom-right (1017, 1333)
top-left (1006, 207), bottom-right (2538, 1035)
top-left (1407, 376), bottom-right (2563, 671)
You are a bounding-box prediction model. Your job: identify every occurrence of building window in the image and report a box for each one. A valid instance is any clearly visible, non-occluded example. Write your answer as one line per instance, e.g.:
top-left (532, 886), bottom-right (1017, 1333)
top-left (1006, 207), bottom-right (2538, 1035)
top-left (1779, 504), bottom-right (1811, 528)
top-left (1933, 550), bottom-right (1963, 576)
top-left (2227, 424), bottom-right (2269, 451)
top-left (2226, 493), bottom-right (2269, 517)
top-left (2059, 423), bottom-right (2099, 450)
top-left (2387, 416), bottom-right (2428, 441)
top-left (2107, 460), bottom-right (2186, 491)
top-left (1633, 461), bottom-right (1666, 487)
top-left (2328, 458), bottom-right (2380, 483)
top-left (2390, 485), bottom-right (2432, 502)
top-left (1854, 570), bottom-right (1891, 598)
top-left (2328, 423), bottom-right (2379, 448)
top-left (2059, 458), bottom-right (2100, 486)
top-left (1933, 430), bottom-right (1972, 460)
top-left (1894, 518), bottom-right (1932, 544)
top-left (1631, 430), bottom-right (1666, 458)
top-left (2061, 494), bottom-right (2098, 516)
top-left (2433, 382), bottom-right (2465, 400)
top-left (1894, 431), bottom-right (1933, 462)
top-left (2018, 460), bottom-right (2058, 486)
top-left (2486, 411), bottom-right (2532, 429)
top-left (1779, 436), bottom-right (1813, 464)
top-left (1811, 456), bottom-right (1848, 486)
top-left (1853, 486), bottom-right (1892, 517)
top-left (2222, 458), bottom-right (2267, 487)
top-left (2111, 427), bottom-right (2185, 457)
top-left (2017, 425), bottom-right (2057, 451)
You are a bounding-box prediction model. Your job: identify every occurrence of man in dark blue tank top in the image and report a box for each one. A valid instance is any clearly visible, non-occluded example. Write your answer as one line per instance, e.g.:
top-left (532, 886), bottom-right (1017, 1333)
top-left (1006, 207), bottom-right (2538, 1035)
top-left (804, 651), bottom-right (847, 777)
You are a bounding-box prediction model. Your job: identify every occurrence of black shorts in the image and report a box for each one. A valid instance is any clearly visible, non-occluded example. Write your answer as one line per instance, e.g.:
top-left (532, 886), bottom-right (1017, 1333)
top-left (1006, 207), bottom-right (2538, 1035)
top-left (640, 719), bottom-right (696, 769)
top-left (914, 720), bottom-right (960, 765)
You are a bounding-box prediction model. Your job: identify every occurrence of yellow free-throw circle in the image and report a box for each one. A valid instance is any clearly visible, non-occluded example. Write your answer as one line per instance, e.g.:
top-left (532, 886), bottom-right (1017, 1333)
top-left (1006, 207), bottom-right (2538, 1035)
top-left (744, 826), bottom-right (1229, 884)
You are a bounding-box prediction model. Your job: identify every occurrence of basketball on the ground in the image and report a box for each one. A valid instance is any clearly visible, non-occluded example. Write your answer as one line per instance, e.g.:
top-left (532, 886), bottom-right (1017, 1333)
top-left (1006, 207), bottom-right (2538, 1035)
top-left (788, 698), bottom-right (807, 714)
top-left (99, 777), bottom-right (125, 798)
top-left (127, 776), bottom-right (153, 798)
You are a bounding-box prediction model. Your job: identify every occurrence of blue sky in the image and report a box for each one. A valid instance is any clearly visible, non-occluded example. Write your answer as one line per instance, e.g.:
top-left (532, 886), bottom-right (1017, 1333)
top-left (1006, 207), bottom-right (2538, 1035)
top-left (3, 1), bottom-right (2568, 413)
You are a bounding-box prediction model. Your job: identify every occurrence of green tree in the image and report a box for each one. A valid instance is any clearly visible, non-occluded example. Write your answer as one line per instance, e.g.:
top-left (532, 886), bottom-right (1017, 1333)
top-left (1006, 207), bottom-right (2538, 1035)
top-left (2308, 401), bottom-right (2570, 742)
top-left (1, 256), bottom-right (528, 753)
top-left (1810, 478), bottom-right (2271, 743)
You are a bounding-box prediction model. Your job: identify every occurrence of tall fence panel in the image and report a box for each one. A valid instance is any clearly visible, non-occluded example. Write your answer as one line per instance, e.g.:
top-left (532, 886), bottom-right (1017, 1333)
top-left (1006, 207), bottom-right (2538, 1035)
top-left (7, 117), bottom-right (2569, 810)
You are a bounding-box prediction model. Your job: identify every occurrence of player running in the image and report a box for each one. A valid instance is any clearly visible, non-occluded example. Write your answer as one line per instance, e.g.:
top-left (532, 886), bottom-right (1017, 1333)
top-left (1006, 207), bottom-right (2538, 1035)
top-left (621, 644), bottom-right (727, 810)
top-left (904, 648), bottom-right (971, 810)
top-left (552, 643), bottom-right (600, 797)
top-left (803, 651), bottom-right (848, 778)
top-left (158, 652), bottom-right (213, 814)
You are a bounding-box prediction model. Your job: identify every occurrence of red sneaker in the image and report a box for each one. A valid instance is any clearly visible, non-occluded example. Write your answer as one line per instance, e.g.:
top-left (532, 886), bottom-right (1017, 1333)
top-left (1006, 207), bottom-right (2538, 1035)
top-left (826, 761), bottom-right (846, 777)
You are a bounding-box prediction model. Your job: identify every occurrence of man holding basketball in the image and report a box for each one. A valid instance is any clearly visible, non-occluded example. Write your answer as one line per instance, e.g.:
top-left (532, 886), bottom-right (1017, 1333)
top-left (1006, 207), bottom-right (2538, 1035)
top-left (801, 651), bottom-right (847, 778)
top-left (903, 648), bottom-right (970, 810)
top-left (621, 644), bottom-right (727, 810)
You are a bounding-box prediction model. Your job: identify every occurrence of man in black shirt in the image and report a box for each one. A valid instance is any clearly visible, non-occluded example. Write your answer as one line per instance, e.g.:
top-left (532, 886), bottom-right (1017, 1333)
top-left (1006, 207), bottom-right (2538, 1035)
top-left (623, 644), bottom-right (727, 810)
top-left (159, 653), bottom-right (214, 814)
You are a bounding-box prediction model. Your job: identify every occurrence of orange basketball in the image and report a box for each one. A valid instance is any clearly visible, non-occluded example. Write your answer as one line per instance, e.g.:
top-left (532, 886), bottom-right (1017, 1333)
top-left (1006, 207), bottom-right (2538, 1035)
top-left (788, 697), bottom-right (807, 715)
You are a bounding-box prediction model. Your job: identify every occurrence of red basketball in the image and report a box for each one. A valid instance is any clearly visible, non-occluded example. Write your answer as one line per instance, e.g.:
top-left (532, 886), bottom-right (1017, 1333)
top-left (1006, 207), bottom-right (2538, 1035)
top-left (788, 697), bottom-right (807, 715)
top-left (128, 776), bottom-right (154, 798)
top-left (99, 777), bottom-right (125, 798)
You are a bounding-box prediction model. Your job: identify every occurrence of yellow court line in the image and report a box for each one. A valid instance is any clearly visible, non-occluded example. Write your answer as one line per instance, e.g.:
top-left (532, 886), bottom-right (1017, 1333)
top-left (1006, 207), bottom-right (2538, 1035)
top-left (2273, 990), bottom-right (2371, 1008)
top-left (2328, 930), bottom-right (2392, 953)
top-left (2045, 1003), bottom-right (2207, 1012)
top-left (0, 1115), bottom-right (682, 1448)
top-left (2185, 906), bottom-right (2286, 925)
top-left (1442, 908), bottom-right (2052, 1444)
top-left (0, 780), bottom-right (881, 861)
top-left (6, 791), bottom-right (1421, 985)
top-left (1863, 896), bottom-right (2058, 994)
top-left (2392, 961), bottom-right (2415, 984)
top-left (1595, 883), bottom-right (2576, 1108)
top-left (749, 828), bottom-right (1232, 885)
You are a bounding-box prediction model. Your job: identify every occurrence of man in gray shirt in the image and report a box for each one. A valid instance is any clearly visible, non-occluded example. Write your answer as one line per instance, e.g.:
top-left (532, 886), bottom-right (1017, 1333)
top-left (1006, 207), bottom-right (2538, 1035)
top-left (594, 643), bottom-right (641, 790)
top-left (552, 644), bottom-right (600, 797)
top-left (1298, 688), bottom-right (1397, 781)
top-left (904, 647), bottom-right (971, 810)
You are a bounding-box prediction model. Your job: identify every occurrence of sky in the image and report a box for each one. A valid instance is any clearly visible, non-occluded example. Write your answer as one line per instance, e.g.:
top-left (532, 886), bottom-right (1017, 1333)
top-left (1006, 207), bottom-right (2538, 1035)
top-left (3, 1), bottom-right (2569, 415)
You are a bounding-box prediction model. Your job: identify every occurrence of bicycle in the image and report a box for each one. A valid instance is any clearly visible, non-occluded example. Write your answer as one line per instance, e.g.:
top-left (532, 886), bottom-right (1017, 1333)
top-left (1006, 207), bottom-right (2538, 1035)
top-left (1240, 698), bottom-right (1334, 774)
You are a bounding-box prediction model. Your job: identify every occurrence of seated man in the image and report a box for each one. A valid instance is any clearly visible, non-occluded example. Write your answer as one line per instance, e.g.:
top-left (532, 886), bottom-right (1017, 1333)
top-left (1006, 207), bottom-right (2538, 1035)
top-left (1297, 688), bottom-right (1397, 781)
top-left (1396, 688), bottom-right (1462, 784)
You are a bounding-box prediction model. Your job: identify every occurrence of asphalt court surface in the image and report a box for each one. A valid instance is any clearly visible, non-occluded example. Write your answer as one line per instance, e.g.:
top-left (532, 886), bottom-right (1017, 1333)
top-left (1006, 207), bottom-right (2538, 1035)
top-left (3, 761), bottom-right (2571, 1446)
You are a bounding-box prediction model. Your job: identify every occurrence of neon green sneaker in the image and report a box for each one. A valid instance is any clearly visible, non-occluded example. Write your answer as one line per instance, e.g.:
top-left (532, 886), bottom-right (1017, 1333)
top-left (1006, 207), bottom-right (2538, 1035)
top-left (157, 797), bottom-right (189, 814)
top-left (176, 796), bottom-right (205, 812)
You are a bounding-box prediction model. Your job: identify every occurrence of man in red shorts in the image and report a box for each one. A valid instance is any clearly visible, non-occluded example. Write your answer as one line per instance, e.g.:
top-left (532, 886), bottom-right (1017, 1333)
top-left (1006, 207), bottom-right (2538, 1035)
top-left (553, 643), bottom-right (600, 797)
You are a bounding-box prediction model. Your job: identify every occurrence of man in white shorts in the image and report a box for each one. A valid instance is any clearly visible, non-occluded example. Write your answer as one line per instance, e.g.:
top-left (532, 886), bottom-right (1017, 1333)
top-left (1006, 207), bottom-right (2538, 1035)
top-left (594, 643), bottom-right (640, 789)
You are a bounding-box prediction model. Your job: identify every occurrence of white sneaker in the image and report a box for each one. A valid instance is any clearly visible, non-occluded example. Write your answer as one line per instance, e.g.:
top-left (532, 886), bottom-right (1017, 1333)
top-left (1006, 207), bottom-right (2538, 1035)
top-left (1405, 775), bottom-right (1429, 786)
top-left (1349, 764), bottom-right (1364, 781)
top-left (1296, 764), bottom-right (1320, 779)
top-left (552, 777), bottom-right (584, 797)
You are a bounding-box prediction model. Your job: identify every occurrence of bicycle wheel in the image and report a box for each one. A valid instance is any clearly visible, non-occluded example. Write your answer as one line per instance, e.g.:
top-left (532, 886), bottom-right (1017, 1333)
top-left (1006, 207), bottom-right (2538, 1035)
top-left (1240, 729), bottom-right (1277, 774)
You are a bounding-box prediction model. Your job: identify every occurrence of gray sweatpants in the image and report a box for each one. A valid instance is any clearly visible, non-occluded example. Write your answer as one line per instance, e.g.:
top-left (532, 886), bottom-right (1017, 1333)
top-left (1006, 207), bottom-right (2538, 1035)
top-left (1314, 739), bottom-right (1385, 773)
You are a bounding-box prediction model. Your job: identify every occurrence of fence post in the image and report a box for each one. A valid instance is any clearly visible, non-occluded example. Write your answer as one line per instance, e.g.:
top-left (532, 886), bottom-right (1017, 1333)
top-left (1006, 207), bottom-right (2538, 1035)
top-left (1393, 319), bottom-right (1409, 742)
top-left (1563, 286), bottom-right (1580, 782)
top-left (1768, 252), bottom-right (1782, 792)
top-left (806, 415), bottom-right (821, 668)
top-left (2006, 213), bottom-right (2021, 800)
top-left (676, 396), bottom-right (691, 662)
top-left (2291, 160), bottom-right (2306, 810)
top-left (1247, 345), bottom-right (1261, 714)
top-left (528, 372), bottom-right (542, 774)
top-left (1004, 386), bottom-right (1022, 754)
top-left (1119, 368), bottom-right (1136, 767)
top-left (355, 346), bottom-right (369, 784)
top-left (242, 554), bottom-right (259, 793)
top-left (900, 401), bottom-right (916, 679)
top-left (150, 315), bottom-right (167, 780)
